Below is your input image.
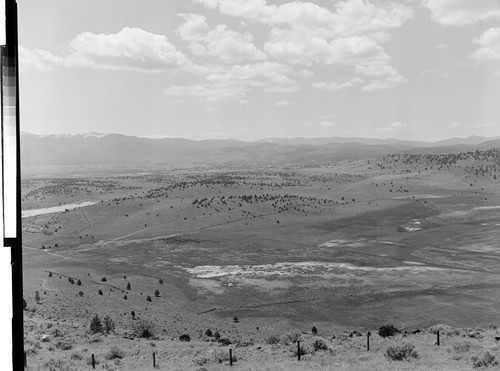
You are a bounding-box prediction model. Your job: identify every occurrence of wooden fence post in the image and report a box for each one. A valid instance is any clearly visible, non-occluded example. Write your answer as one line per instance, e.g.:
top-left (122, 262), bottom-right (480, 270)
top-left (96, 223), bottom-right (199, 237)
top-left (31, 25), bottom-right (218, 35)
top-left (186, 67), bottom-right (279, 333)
top-left (437, 330), bottom-right (440, 346)
top-left (297, 341), bottom-right (301, 361)
top-left (153, 352), bottom-right (156, 367)
top-left (229, 349), bottom-right (233, 366)
top-left (91, 354), bottom-right (95, 369)
top-left (367, 331), bottom-right (371, 351)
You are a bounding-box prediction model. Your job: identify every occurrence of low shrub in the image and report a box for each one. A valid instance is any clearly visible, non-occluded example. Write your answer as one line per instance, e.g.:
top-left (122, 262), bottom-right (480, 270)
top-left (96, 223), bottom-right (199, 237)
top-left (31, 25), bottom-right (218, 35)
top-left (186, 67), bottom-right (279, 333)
top-left (378, 324), bottom-right (400, 337)
top-left (266, 335), bottom-right (280, 344)
top-left (218, 338), bottom-right (232, 346)
top-left (280, 331), bottom-right (301, 345)
top-left (429, 323), bottom-right (459, 336)
top-left (292, 343), bottom-right (310, 358)
top-left (385, 343), bottom-right (418, 361)
top-left (453, 341), bottom-right (472, 353)
top-left (179, 334), bottom-right (191, 342)
top-left (471, 351), bottom-right (498, 368)
top-left (55, 340), bottom-right (73, 350)
top-left (205, 329), bottom-right (213, 337)
top-left (132, 319), bottom-right (155, 338)
top-left (313, 339), bottom-right (328, 351)
top-left (43, 358), bottom-right (77, 371)
top-left (105, 346), bottom-right (125, 360)
top-left (70, 352), bottom-right (82, 360)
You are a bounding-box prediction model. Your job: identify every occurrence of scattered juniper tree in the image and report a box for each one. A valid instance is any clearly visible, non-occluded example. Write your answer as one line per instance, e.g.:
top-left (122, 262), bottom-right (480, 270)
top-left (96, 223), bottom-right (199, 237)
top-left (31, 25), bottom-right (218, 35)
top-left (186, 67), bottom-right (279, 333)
top-left (126, 282), bottom-right (131, 290)
top-left (48, 272), bottom-right (52, 278)
top-left (158, 278), bottom-right (163, 285)
top-left (90, 314), bottom-right (102, 334)
top-left (131, 311), bottom-right (135, 320)
top-left (146, 295), bottom-right (152, 302)
top-left (98, 289), bottom-right (103, 295)
top-left (103, 315), bottom-right (115, 334)
top-left (154, 289), bottom-right (160, 297)
top-left (311, 326), bottom-right (318, 335)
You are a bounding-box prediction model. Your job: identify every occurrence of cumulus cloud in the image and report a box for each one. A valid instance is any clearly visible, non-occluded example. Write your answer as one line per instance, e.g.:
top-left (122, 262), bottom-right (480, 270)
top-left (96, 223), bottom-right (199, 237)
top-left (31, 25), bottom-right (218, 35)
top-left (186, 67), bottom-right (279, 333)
top-left (193, 0), bottom-right (411, 90)
top-left (165, 59), bottom-right (298, 101)
top-left (194, 0), bottom-right (412, 35)
top-left (19, 46), bottom-right (63, 71)
top-left (470, 28), bottom-right (500, 62)
top-left (21, 28), bottom-right (188, 72)
top-left (177, 13), bottom-right (267, 63)
top-left (65, 27), bottom-right (187, 71)
top-left (422, 0), bottom-right (500, 26)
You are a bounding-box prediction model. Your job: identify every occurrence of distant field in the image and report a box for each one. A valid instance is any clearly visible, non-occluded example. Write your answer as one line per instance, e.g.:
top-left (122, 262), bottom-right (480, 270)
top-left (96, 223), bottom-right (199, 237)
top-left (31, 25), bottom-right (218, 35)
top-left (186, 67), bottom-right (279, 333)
top-left (21, 149), bottom-right (500, 368)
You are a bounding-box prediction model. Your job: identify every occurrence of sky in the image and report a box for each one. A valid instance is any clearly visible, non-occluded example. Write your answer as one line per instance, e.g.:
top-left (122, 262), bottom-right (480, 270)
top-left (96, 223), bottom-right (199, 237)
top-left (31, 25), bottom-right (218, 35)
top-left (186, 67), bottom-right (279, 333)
top-left (18, 0), bottom-right (500, 141)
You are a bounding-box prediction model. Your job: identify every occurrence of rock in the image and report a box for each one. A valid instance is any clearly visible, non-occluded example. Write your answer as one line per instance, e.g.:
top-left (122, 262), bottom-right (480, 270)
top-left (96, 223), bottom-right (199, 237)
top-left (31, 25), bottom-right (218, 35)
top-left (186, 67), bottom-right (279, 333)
top-left (40, 335), bottom-right (50, 342)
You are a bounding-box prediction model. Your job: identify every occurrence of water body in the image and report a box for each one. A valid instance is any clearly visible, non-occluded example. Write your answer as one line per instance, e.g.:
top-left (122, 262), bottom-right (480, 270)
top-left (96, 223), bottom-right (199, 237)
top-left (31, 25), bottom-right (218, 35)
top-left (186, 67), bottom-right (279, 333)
top-left (22, 201), bottom-right (98, 218)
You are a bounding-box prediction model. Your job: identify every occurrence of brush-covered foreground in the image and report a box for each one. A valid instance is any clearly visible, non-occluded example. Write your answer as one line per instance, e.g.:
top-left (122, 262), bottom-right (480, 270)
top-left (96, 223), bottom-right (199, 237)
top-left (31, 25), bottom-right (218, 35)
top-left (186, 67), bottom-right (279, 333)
top-left (24, 312), bottom-right (500, 371)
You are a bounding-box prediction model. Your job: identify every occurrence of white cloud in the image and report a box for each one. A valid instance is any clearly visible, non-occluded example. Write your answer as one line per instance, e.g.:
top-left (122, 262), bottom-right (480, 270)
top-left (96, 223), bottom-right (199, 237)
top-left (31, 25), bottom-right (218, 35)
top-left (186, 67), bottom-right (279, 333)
top-left (194, 0), bottom-right (412, 36)
top-left (164, 61), bottom-right (297, 101)
top-left (206, 61), bottom-right (294, 85)
top-left (274, 100), bottom-right (293, 106)
top-left (422, 0), bottom-right (500, 26)
top-left (382, 121), bottom-right (407, 131)
top-left (65, 27), bottom-right (187, 71)
top-left (263, 84), bottom-right (300, 93)
top-left (21, 28), bottom-right (188, 72)
top-left (177, 13), bottom-right (267, 63)
top-left (163, 82), bottom-right (248, 101)
top-left (361, 76), bottom-right (404, 91)
top-left (19, 46), bottom-right (63, 71)
top-left (313, 78), bottom-right (362, 91)
top-left (193, 0), bottom-right (411, 90)
top-left (470, 28), bottom-right (500, 62)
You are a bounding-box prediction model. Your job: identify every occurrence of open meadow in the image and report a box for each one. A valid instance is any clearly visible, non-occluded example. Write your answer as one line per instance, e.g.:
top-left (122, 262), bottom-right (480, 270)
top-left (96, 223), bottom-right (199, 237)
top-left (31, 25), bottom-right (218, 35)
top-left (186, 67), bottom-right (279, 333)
top-left (21, 148), bottom-right (500, 370)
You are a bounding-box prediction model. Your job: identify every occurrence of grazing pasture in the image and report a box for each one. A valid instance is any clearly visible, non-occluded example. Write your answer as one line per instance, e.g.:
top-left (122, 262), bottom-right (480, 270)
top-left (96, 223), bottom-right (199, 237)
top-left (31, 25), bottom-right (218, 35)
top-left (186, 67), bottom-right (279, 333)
top-left (21, 148), bottom-right (500, 369)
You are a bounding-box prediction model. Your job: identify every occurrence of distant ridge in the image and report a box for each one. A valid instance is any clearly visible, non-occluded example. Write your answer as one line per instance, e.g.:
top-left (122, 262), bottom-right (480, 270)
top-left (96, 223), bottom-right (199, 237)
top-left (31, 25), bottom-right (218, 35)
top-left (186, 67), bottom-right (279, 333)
top-left (21, 132), bottom-right (500, 167)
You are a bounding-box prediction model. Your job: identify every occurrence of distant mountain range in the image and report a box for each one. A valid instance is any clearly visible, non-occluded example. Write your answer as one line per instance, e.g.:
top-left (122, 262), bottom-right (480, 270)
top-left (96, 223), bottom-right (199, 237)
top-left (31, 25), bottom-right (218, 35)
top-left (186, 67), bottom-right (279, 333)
top-left (20, 132), bottom-right (500, 167)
